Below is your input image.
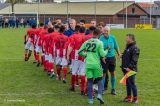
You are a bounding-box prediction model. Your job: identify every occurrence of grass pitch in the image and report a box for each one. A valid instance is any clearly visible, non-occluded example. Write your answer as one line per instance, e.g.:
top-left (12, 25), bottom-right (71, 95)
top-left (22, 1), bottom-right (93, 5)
top-left (0, 28), bottom-right (160, 106)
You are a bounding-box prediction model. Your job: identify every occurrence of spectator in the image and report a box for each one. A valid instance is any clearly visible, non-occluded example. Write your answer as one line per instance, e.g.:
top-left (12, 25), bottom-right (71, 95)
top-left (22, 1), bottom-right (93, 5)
top-left (64, 19), bottom-right (76, 37)
top-left (20, 18), bottom-right (24, 27)
top-left (4, 18), bottom-right (9, 28)
top-left (16, 18), bottom-right (19, 28)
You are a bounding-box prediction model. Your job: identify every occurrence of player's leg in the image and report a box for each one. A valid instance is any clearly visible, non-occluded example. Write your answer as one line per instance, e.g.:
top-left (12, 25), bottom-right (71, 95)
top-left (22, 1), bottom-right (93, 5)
top-left (33, 50), bottom-right (37, 63)
top-left (60, 55), bottom-right (68, 83)
top-left (78, 61), bottom-right (86, 95)
top-left (93, 68), bottom-right (104, 104)
top-left (46, 54), bottom-right (52, 75)
top-left (28, 50), bottom-right (32, 61)
top-left (88, 78), bottom-right (94, 104)
top-left (36, 52), bottom-right (41, 67)
top-left (28, 43), bottom-right (34, 61)
top-left (43, 53), bottom-right (48, 71)
top-left (55, 57), bottom-right (62, 80)
top-left (108, 57), bottom-right (117, 95)
top-left (24, 40), bottom-right (31, 61)
top-left (62, 66), bottom-right (68, 83)
top-left (49, 54), bottom-right (55, 78)
top-left (24, 49), bottom-right (29, 61)
top-left (86, 68), bottom-right (94, 104)
top-left (70, 60), bottom-right (78, 91)
top-left (75, 74), bottom-right (79, 86)
top-left (35, 46), bottom-right (41, 66)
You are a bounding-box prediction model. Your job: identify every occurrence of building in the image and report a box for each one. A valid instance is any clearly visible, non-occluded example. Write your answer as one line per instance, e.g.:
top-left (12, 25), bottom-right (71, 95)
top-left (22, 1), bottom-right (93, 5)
top-left (0, 1), bottom-right (158, 28)
top-left (137, 2), bottom-right (160, 28)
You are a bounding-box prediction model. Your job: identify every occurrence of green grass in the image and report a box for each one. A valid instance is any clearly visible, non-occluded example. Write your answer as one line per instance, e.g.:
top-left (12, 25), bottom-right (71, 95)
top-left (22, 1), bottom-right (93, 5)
top-left (0, 28), bottom-right (160, 106)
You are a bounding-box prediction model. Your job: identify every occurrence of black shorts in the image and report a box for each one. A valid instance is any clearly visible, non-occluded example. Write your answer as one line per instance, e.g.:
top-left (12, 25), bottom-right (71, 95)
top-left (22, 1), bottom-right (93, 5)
top-left (101, 57), bottom-right (116, 73)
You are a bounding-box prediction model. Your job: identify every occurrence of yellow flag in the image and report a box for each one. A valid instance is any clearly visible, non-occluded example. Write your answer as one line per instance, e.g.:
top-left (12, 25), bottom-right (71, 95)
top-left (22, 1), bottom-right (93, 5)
top-left (120, 71), bottom-right (137, 85)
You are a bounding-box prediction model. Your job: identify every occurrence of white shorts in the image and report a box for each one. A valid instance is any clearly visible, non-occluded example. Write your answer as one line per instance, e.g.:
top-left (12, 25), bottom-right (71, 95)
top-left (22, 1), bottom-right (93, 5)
top-left (71, 60), bottom-right (85, 76)
top-left (25, 39), bottom-right (34, 51)
top-left (55, 57), bottom-right (68, 66)
top-left (45, 54), bottom-right (49, 61)
top-left (48, 54), bottom-right (54, 63)
top-left (35, 45), bottom-right (42, 53)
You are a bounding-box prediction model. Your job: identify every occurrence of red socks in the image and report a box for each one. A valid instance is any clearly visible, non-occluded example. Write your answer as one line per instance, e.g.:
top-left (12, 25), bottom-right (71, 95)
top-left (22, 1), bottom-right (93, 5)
top-left (63, 67), bottom-right (68, 80)
top-left (36, 54), bottom-right (40, 62)
top-left (41, 56), bottom-right (44, 65)
top-left (49, 62), bottom-right (54, 72)
top-left (34, 50), bottom-right (37, 61)
top-left (43, 60), bottom-right (47, 70)
top-left (56, 66), bottom-right (61, 79)
top-left (71, 75), bottom-right (75, 88)
top-left (80, 76), bottom-right (86, 92)
top-left (75, 75), bottom-right (79, 85)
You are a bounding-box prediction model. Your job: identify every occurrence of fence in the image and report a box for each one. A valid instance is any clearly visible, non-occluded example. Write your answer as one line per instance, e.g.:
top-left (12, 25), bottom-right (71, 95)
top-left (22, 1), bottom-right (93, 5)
top-left (0, 14), bottom-right (159, 28)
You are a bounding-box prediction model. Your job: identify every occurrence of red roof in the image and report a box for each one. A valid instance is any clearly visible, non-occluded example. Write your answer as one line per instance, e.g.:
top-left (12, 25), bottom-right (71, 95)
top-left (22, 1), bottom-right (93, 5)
top-left (138, 3), bottom-right (154, 8)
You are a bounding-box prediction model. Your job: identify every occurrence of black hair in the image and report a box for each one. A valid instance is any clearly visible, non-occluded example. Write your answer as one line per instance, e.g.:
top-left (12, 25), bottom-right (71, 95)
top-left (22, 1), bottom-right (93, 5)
top-left (127, 34), bottom-right (135, 42)
top-left (39, 23), bottom-right (44, 27)
top-left (80, 19), bottom-right (86, 24)
top-left (52, 21), bottom-right (57, 26)
top-left (89, 26), bottom-right (96, 32)
top-left (59, 25), bottom-right (65, 33)
top-left (54, 24), bottom-right (60, 29)
top-left (93, 28), bottom-right (100, 37)
top-left (48, 28), bottom-right (54, 33)
top-left (79, 26), bottom-right (86, 33)
top-left (98, 22), bottom-right (105, 27)
top-left (32, 24), bottom-right (36, 28)
top-left (75, 25), bottom-right (81, 32)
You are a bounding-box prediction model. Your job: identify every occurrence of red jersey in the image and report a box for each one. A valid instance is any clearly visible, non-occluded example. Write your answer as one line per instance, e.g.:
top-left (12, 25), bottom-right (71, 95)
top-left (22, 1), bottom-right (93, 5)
top-left (34, 28), bottom-right (43, 46)
top-left (55, 33), bottom-right (68, 58)
top-left (70, 33), bottom-right (85, 61)
top-left (27, 28), bottom-right (37, 43)
top-left (42, 33), bottom-right (50, 54)
top-left (85, 33), bottom-right (93, 41)
top-left (49, 32), bottom-right (59, 56)
top-left (38, 28), bottom-right (48, 46)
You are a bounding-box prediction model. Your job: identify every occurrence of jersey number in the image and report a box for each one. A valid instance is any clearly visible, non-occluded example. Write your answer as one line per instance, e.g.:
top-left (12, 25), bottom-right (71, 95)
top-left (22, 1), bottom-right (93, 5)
top-left (86, 43), bottom-right (96, 52)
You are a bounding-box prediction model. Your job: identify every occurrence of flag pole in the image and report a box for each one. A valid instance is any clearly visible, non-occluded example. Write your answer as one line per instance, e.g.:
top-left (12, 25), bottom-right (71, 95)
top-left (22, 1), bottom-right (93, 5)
top-left (149, 0), bottom-right (152, 24)
top-left (125, 0), bottom-right (128, 29)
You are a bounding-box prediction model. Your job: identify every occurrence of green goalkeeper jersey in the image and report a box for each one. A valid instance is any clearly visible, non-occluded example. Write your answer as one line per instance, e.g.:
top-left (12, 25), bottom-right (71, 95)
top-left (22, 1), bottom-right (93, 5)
top-left (78, 38), bottom-right (108, 69)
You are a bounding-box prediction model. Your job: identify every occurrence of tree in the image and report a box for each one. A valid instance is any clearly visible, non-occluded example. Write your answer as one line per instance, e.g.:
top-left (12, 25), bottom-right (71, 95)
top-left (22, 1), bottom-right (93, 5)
top-left (5, 0), bottom-right (26, 13)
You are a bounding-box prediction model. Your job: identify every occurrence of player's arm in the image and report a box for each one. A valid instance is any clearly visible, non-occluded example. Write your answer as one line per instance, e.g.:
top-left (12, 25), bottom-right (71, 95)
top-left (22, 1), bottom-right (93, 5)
top-left (78, 42), bottom-right (87, 57)
top-left (99, 42), bottom-right (108, 57)
top-left (24, 34), bottom-right (28, 44)
top-left (67, 44), bottom-right (73, 61)
top-left (66, 37), bottom-right (73, 61)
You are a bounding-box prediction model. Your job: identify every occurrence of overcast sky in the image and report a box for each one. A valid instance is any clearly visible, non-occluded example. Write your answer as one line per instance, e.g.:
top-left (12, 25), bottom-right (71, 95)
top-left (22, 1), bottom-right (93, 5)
top-left (55, 0), bottom-right (156, 2)
top-left (1, 0), bottom-right (158, 3)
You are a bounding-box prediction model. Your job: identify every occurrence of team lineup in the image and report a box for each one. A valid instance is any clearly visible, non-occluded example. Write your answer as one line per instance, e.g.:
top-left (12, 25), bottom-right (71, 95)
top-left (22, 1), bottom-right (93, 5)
top-left (24, 18), bottom-right (140, 105)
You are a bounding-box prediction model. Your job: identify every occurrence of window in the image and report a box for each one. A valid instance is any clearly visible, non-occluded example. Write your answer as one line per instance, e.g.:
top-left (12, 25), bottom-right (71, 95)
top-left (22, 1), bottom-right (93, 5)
top-left (132, 8), bottom-right (135, 14)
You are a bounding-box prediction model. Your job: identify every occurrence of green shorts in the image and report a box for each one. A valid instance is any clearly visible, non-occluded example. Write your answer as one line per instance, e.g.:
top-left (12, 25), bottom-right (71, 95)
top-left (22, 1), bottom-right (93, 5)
top-left (86, 68), bottom-right (103, 79)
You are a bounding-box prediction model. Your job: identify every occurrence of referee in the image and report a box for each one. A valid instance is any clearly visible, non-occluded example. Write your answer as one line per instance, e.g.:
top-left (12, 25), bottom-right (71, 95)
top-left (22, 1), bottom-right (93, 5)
top-left (100, 26), bottom-right (121, 95)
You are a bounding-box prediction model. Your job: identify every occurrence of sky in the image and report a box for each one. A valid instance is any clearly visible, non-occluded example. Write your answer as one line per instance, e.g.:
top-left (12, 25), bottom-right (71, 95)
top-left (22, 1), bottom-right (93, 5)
top-left (1, 0), bottom-right (158, 3)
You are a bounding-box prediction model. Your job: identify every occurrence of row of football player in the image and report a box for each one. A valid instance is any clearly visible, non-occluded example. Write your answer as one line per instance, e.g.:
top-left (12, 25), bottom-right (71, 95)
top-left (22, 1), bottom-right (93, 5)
top-left (24, 19), bottom-right (101, 95)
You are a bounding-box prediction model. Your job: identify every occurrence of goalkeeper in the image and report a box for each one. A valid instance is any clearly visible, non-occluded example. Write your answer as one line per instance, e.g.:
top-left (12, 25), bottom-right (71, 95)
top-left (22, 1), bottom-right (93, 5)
top-left (78, 28), bottom-right (108, 105)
